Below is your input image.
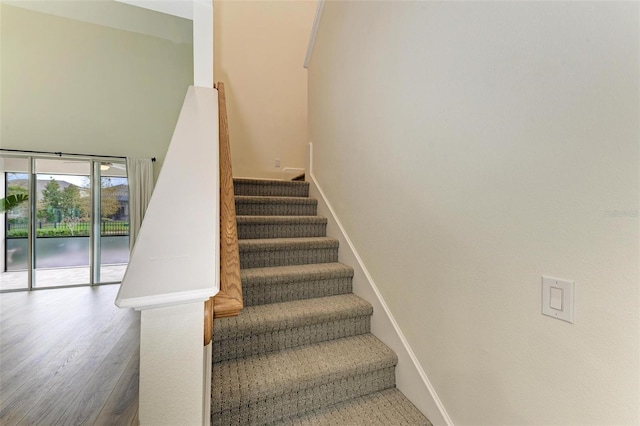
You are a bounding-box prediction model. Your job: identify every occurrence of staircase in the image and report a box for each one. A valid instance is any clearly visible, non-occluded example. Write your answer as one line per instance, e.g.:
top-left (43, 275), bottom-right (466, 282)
top-left (211, 178), bottom-right (431, 425)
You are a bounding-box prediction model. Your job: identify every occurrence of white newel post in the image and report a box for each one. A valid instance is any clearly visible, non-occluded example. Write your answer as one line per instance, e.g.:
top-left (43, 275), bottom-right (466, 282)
top-left (138, 303), bottom-right (207, 424)
top-left (138, 303), bottom-right (208, 425)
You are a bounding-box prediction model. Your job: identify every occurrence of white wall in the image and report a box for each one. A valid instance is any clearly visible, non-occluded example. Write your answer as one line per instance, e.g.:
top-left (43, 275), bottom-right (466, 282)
top-left (308, 2), bottom-right (639, 425)
top-left (214, 0), bottom-right (316, 179)
top-left (0, 3), bottom-right (194, 181)
top-left (139, 302), bottom-right (205, 425)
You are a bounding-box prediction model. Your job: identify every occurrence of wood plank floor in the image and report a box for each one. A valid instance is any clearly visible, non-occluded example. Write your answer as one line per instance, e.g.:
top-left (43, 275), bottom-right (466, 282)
top-left (0, 284), bottom-right (140, 425)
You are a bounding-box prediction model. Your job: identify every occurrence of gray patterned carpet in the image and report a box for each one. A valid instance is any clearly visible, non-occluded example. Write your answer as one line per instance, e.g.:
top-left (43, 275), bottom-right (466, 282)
top-left (211, 178), bottom-right (431, 425)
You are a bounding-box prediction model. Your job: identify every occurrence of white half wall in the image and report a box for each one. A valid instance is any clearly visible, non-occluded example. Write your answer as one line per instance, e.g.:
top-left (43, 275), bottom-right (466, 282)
top-left (116, 85), bottom-right (219, 425)
top-left (308, 2), bottom-right (639, 425)
top-left (117, 86), bottom-right (219, 309)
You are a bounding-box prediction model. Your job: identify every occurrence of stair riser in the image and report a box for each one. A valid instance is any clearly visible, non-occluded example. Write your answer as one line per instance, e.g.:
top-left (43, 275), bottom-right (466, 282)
top-left (235, 202), bottom-right (317, 216)
top-left (240, 247), bottom-right (338, 268)
top-left (238, 223), bottom-right (327, 239)
top-left (211, 366), bottom-right (396, 426)
top-left (213, 316), bottom-right (371, 363)
top-left (243, 277), bottom-right (353, 307)
top-left (234, 181), bottom-right (309, 198)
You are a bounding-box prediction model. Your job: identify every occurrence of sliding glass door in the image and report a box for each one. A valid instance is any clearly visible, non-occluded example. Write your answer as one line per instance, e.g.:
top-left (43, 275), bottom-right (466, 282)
top-left (97, 161), bottom-right (129, 284)
top-left (1, 154), bottom-right (129, 291)
top-left (34, 158), bottom-right (91, 288)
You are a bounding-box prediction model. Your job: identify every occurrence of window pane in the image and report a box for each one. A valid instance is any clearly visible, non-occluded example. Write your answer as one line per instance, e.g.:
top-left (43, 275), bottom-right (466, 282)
top-left (99, 163), bottom-right (129, 283)
top-left (34, 159), bottom-right (90, 288)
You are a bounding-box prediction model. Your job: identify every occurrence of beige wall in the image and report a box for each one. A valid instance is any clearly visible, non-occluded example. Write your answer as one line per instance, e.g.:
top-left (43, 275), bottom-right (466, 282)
top-left (0, 3), bottom-right (193, 181)
top-left (309, 2), bottom-right (639, 425)
top-left (214, 0), bottom-right (316, 179)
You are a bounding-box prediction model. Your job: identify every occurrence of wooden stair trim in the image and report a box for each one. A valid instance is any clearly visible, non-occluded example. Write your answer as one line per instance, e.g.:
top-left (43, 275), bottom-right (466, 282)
top-left (205, 82), bottom-right (243, 346)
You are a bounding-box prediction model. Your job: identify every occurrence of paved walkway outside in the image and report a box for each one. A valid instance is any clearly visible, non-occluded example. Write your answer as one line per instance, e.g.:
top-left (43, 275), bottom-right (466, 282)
top-left (0, 264), bottom-right (127, 291)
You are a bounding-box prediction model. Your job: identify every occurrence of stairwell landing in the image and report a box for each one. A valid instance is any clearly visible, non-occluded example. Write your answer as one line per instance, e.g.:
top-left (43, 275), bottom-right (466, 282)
top-left (211, 178), bottom-right (431, 425)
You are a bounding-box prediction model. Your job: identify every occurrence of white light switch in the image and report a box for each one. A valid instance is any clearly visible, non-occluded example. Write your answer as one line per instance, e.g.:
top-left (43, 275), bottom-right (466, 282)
top-left (542, 276), bottom-right (574, 323)
top-left (549, 287), bottom-right (563, 310)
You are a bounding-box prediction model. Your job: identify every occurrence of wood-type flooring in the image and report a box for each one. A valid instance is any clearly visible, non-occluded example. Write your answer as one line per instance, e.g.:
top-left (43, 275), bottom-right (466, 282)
top-left (0, 284), bottom-right (139, 425)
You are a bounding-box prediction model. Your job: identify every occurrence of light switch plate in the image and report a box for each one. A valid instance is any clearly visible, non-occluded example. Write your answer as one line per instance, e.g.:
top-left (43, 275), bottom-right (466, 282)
top-left (542, 276), bottom-right (574, 323)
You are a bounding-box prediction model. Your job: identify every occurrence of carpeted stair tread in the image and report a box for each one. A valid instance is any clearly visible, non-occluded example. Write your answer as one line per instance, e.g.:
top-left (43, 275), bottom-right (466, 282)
top-left (236, 195), bottom-right (318, 216)
top-left (213, 333), bottom-right (397, 404)
top-left (242, 263), bottom-right (354, 284)
top-left (211, 334), bottom-right (397, 425)
top-left (234, 178), bottom-right (309, 198)
top-left (275, 388), bottom-right (432, 426)
top-left (213, 294), bottom-right (372, 362)
top-left (215, 294), bottom-right (369, 339)
top-left (241, 263), bottom-right (354, 306)
top-left (239, 237), bottom-right (338, 251)
top-left (237, 215), bottom-right (327, 225)
top-left (239, 237), bottom-right (339, 268)
top-left (237, 216), bottom-right (328, 239)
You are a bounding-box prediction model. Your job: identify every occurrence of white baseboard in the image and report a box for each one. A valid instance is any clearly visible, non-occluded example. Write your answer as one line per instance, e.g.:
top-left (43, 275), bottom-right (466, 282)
top-left (307, 143), bottom-right (453, 426)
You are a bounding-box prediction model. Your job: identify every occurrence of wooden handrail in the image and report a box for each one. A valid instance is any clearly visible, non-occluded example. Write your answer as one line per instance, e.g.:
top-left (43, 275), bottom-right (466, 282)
top-left (204, 82), bottom-right (243, 346)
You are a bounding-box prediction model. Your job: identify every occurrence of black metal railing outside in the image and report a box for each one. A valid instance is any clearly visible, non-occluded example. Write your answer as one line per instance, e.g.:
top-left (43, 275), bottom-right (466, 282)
top-left (6, 221), bottom-right (129, 237)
